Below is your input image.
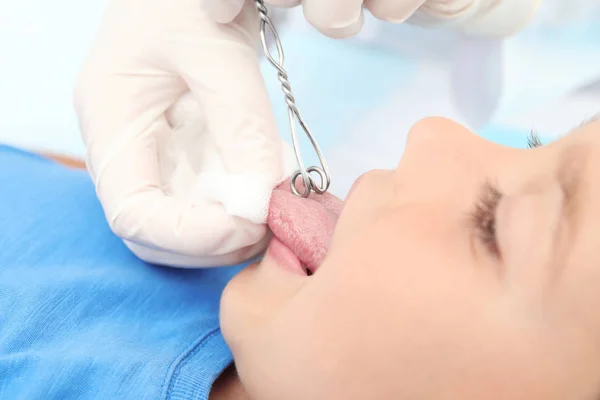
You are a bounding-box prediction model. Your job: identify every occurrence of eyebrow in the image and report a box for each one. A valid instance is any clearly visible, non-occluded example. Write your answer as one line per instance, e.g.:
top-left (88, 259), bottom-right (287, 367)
top-left (554, 113), bottom-right (599, 254)
top-left (548, 144), bottom-right (588, 280)
top-left (556, 144), bottom-right (586, 214)
top-left (557, 115), bottom-right (600, 205)
top-left (542, 117), bottom-right (598, 278)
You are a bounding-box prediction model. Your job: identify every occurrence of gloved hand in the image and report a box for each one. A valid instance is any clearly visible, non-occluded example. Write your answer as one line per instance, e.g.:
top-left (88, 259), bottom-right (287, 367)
top-left (74, 0), bottom-right (295, 268)
top-left (204, 0), bottom-right (540, 38)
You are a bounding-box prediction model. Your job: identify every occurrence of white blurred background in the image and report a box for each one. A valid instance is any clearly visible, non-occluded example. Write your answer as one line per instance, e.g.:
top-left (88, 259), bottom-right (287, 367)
top-left (1, 0), bottom-right (599, 197)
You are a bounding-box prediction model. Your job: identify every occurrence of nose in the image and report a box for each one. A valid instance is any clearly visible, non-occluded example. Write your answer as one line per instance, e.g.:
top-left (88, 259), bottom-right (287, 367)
top-left (396, 117), bottom-right (489, 199)
top-left (403, 117), bottom-right (479, 158)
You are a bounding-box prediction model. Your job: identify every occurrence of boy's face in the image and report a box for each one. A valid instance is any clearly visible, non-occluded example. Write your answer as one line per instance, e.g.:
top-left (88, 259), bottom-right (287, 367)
top-left (221, 117), bottom-right (600, 399)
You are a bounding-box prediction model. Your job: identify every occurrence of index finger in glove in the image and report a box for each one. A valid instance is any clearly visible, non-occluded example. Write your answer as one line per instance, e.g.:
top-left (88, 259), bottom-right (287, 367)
top-left (77, 72), bottom-right (269, 264)
top-left (167, 2), bottom-right (287, 218)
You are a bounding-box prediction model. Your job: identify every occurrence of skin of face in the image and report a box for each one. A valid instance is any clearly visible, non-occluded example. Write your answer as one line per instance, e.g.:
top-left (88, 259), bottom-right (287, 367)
top-left (220, 116), bottom-right (600, 400)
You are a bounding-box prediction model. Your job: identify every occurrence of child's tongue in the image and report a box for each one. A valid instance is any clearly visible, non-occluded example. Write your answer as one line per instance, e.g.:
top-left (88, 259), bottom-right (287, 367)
top-left (268, 183), bottom-right (343, 273)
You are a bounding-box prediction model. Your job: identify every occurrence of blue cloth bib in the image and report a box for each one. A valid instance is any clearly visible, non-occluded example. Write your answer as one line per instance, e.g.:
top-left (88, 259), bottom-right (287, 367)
top-left (0, 145), bottom-right (242, 400)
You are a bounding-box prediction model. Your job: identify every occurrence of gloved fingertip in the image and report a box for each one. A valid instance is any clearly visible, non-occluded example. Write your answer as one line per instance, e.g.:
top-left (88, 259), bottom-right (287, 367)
top-left (309, 9), bottom-right (365, 39)
top-left (364, 0), bottom-right (425, 23)
top-left (201, 0), bottom-right (245, 23)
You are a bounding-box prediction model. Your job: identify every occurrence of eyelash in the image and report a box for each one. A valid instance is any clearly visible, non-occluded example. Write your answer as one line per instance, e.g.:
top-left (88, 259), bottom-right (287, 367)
top-left (470, 182), bottom-right (503, 259)
top-left (469, 131), bottom-right (539, 258)
top-left (527, 131), bottom-right (542, 148)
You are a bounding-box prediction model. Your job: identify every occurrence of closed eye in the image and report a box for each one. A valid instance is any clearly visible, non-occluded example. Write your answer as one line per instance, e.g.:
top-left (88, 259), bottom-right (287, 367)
top-left (470, 181), bottom-right (503, 259)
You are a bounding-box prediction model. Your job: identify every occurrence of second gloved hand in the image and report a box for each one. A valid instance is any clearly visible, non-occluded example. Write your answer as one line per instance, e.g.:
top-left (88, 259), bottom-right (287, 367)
top-left (75, 0), bottom-right (294, 268)
top-left (204, 0), bottom-right (540, 38)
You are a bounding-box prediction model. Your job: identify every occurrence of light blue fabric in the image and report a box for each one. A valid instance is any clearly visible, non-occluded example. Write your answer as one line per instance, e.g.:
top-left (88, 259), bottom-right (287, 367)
top-left (0, 145), bottom-right (242, 400)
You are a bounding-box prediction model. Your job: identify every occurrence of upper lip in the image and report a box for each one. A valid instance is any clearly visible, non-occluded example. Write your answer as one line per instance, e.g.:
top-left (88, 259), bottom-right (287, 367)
top-left (346, 172), bottom-right (368, 201)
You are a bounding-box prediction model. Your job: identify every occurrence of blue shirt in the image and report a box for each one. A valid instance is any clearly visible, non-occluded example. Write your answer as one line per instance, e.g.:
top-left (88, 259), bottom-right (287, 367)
top-left (0, 145), bottom-right (244, 400)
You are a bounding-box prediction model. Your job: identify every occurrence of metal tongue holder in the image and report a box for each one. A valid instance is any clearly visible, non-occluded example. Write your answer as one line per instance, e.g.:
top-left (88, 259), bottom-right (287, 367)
top-left (254, 0), bottom-right (331, 198)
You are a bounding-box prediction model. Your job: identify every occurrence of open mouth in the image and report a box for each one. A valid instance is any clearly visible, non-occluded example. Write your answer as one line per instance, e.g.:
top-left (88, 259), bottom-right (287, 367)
top-left (267, 181), bottom-right (343, 276)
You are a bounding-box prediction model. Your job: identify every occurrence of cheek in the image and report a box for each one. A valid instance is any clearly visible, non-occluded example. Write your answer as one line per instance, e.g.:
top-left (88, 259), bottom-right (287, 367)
top-left (239, 223), bottom-right (493, 398)
top-left (320, 206), bottom-right (497, 354)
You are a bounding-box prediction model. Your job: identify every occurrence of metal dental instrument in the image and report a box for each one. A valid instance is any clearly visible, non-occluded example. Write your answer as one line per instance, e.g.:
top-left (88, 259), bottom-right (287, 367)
top-left (255, 0), bottom-right (331, 198)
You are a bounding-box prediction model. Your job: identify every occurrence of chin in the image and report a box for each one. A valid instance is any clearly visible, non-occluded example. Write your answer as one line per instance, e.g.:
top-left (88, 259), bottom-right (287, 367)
top-left (219, 250), bottom-right (309, 352)
top-left (219, 262), bottom-right (256, 342)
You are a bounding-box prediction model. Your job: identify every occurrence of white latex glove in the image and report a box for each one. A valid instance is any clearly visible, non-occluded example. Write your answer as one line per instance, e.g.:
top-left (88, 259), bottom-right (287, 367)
top-left (203, 0), bottom-right (541, 38)
top-left (74, 0), bottom-right (295, 268)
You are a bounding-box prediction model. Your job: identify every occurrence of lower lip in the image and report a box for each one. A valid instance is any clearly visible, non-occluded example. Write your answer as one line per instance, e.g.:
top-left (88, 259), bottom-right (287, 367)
top-left (266, 237), bottom-right (306, 276)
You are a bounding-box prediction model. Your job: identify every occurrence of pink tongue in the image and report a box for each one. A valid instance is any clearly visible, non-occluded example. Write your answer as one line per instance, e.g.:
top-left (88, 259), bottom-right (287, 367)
top-left (268, 182), bottom-right (343, 273)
